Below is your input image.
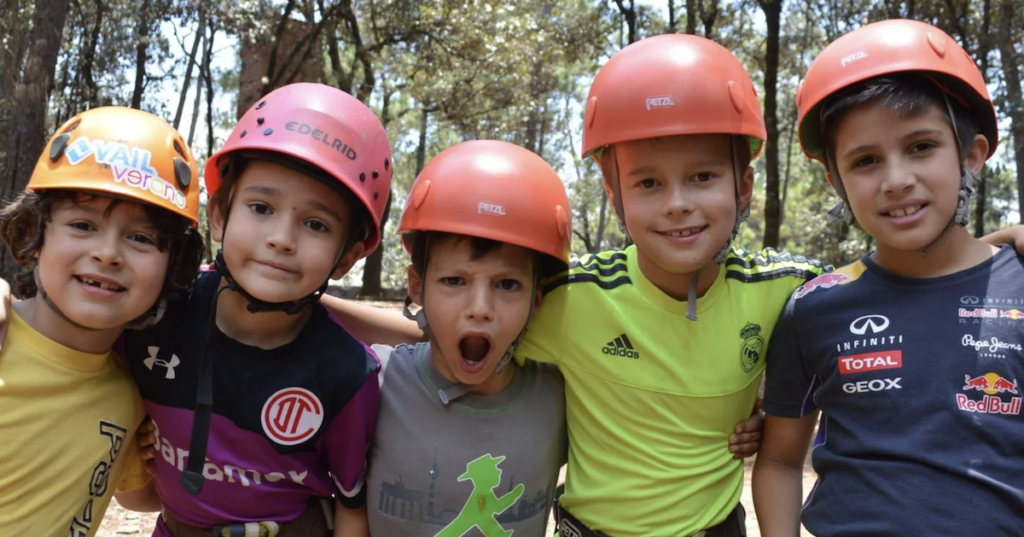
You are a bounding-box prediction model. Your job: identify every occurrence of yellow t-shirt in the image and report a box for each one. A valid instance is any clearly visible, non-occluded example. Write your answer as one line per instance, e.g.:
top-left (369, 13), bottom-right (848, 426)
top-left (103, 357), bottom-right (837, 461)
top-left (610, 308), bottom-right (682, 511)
top-left (517, 245), bottom-right (826, 536)
top-left (0, 309), bottom-right (148, 537)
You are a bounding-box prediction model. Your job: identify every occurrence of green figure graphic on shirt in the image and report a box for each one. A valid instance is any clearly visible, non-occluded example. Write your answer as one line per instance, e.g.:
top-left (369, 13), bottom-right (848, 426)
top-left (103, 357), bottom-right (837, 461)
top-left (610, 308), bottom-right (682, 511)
top-left (435, 454), bottom-right (524, 537)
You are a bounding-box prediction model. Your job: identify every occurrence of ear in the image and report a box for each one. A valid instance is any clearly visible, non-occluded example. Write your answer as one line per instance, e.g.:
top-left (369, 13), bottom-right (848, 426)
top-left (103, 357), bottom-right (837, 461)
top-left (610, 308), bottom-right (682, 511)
top-left (738, 166), bottom-right (755, 213)
top-left (964, 134), bottom-right (989, 176)
top-left (533, 288), bottom-right (544, 313)
top-left (406, 265), bottom-right (424, 306)
top-left (602, 181), bottom-right (626, 226)
top-left (208, 201), bottom-right (227, 243)
top-left (330, 242), bottom-right (366, 280)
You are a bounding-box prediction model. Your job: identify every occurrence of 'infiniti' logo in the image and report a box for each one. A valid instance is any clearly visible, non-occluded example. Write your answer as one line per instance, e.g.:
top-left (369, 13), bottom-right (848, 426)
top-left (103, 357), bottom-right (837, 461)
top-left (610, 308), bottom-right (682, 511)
top-left (961, 296), bottom-right (981, 305)
top-left (850, 315), bottom-right (889, 335)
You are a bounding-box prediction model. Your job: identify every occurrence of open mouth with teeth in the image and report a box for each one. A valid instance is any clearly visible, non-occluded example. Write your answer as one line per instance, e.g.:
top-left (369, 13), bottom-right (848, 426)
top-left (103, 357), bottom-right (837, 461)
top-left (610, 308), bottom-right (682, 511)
top-left (457, 335), bottom-right (492, 372)
top-left (76, 276), bottom-right (125, 292)
top-left (884, 204), bottom-right (925, 218)
top-left (660, 226), bottom-right (707, 238)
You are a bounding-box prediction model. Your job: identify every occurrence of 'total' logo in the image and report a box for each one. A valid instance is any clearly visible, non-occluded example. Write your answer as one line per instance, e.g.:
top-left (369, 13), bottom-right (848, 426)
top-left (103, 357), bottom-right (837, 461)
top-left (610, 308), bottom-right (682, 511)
top-left (261, 388), bottom-right (324, 446)
top-left (838, 350), bottom-right (903, 375)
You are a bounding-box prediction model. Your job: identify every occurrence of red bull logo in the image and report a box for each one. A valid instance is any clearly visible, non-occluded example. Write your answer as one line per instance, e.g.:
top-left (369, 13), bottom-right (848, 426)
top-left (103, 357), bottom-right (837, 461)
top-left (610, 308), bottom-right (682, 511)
top-left (795, 273), bottom-right (851, 300)
top-left (999, 309), bottom-right (1024, 320)
top-left (959, 372), bottom-right (1021, 415)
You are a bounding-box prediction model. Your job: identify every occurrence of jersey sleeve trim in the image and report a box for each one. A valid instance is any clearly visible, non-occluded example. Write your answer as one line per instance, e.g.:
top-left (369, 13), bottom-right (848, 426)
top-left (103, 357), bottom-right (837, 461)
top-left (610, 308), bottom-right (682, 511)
top-left (543, 249), bottom-right (632, 294)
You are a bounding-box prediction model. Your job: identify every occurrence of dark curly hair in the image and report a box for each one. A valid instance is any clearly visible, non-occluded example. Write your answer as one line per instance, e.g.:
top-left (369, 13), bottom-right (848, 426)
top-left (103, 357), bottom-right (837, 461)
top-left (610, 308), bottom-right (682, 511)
top-left (0, 189), bottom-right (207, 302)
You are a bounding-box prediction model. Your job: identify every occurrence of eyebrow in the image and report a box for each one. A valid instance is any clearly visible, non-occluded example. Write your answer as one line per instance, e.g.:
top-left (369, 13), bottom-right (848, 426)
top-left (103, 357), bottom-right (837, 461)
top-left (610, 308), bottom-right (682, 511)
top-left (242, 185), bottom-right (343, 222)
top-left (841, 129), bottom-right (946, 160)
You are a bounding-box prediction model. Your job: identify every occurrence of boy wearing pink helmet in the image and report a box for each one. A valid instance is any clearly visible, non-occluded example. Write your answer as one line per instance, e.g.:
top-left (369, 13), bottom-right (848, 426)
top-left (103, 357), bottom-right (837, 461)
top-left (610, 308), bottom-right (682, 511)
top-left (115, 83), bottom-right (393, 537)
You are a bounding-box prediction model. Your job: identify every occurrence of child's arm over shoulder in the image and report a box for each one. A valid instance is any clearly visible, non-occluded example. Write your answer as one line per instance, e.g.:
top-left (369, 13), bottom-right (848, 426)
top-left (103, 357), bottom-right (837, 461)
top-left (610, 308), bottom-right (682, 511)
top-left (334, 502), bottom-right (369, 537)
top-left (753, 293), bottom-right (819, 536)
top-left (981, 225), bottom-right (1024, 255)
top-left (321, 295), bottom-right (424, 346)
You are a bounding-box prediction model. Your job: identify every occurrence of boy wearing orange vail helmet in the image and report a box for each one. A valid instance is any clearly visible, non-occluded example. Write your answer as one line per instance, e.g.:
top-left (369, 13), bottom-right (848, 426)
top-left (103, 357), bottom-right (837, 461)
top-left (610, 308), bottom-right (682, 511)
top-left (0, 107), bottom-right (204, 536)
top-left (754, 20), bottom-right (1023, 536)
top-left (364, 140), bottom-right (570, 536)
top-left (112, 83), bottom-right (391, 537)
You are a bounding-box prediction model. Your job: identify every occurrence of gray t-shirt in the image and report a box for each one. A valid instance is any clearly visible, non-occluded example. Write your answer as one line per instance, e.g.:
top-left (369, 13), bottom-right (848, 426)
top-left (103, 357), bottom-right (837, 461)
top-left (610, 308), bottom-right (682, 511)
top-left (765, 246), bottom-right (1024, 536)
top-left (367, 343), bottom-right (567, 537)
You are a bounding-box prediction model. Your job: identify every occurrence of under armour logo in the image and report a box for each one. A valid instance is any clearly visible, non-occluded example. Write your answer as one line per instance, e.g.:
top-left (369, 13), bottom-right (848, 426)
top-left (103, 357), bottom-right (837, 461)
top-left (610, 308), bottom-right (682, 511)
top-left (143, 346), bottom-right (180, 379)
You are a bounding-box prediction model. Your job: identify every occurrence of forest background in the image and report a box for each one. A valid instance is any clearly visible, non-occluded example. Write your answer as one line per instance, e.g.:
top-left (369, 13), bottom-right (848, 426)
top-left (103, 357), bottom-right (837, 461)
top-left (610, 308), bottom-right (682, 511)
top-left (2, 0), bottom-right (1023, 297)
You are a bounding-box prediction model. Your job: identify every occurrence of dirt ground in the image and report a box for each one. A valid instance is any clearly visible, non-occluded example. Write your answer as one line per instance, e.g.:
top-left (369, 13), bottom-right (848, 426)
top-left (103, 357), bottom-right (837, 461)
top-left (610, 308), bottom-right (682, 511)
top-left (96, 299), bottom-right (816, 536)
top-left (97, 459), bottom-right (817, 536)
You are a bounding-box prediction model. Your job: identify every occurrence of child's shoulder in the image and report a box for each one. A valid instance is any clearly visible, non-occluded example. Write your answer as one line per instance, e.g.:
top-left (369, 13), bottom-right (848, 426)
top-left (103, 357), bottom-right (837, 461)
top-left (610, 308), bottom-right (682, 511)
top-left (725, 246), bottom-right (831, 283)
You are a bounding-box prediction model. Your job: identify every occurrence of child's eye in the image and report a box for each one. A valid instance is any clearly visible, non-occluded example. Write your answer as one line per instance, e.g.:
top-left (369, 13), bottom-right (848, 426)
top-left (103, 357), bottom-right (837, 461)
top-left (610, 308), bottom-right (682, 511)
top-left (305, 220), bottom-right (329, 233)
top-left (694, 172), bottom-right (715, 183)
top-left (440, 276), bottom-right (464, 286)
top-left (69, 221), bottom-right (96, 232)
top-left (129, 233), bottom-right (157, 246)
top-left (497, 279), bottom-right (521, 291)
top-left (248, 202), bottom-right (271, 215)
top-left (909, 141), bottom-right (937, 154)
top-left (851, 156), bottom-right (879, 169)
top-left (638, 178), bottom-right (658, 189)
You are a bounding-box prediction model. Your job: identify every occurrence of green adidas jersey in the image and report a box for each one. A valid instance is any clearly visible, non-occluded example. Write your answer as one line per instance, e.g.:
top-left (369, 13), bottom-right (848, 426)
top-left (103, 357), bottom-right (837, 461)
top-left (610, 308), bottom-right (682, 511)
top-left (516, 245), bottom-right (826, 537)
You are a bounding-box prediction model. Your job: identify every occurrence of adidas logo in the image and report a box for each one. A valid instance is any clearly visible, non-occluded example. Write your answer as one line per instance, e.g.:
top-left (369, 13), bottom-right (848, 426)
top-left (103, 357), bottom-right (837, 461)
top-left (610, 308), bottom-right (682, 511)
top-left (602, 334), bottom-right (640, 359)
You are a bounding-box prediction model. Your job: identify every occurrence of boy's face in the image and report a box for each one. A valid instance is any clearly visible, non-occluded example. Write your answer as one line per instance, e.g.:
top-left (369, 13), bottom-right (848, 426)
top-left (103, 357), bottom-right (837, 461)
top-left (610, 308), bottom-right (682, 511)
top-left (211, 160), bottom-right (364, 304)
top-left (611, 134), bottom-right (752, 277)
top-left (831, 103), bottom-right (985, 252)
top-left (37, 196), bottom-right (170, 328)
top-left (408, 238), bottom-right (540, 394)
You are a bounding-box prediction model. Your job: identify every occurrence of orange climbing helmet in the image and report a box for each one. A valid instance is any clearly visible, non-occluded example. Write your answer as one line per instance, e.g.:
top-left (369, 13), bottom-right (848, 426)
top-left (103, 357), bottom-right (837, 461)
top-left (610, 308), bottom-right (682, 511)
top-left (397, 140), bottom-right (571, 265)
top-left (30, 106), bottom-right (200, 225)
top-left (582, 33), bottom-right (766, 162)
top-left (797, 18), bottom-right (998, 165)
top-left (205, 83), bottom-right (394, 258)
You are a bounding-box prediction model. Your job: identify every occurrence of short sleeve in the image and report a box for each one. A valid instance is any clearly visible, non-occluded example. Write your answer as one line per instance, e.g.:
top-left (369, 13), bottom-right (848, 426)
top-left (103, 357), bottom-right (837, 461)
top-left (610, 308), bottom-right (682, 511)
top-left (514, 289), bottom-right (567, 366)
top-left (323, 371), bottom-right (380, 509)
top-left (763, 293), bottom-right (819, 418)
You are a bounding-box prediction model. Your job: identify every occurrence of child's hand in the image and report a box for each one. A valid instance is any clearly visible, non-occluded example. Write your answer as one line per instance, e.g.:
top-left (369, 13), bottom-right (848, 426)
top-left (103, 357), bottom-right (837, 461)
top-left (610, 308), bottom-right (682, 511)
top-left (137, 416), bottom-right (158, 466)
top-left (729, 399), bottom-right (764, 459)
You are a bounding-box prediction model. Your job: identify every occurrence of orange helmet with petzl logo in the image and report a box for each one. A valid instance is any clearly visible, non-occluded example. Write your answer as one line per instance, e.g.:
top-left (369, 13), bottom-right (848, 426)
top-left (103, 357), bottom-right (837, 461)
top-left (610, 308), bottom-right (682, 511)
top-left (797, 18), bottom-right (998, 165)
top-left (398, 140), bottom-right (571, 266)
top-left (30, 106), bottom-right (200, 225)
top-left (582, 33), bottom-right (766, 161)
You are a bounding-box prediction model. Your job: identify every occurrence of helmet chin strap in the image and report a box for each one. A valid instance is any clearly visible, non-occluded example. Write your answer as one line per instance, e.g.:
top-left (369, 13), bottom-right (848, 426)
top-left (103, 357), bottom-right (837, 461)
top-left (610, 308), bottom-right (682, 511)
top-left (214, 250), bottom-right (329, 315)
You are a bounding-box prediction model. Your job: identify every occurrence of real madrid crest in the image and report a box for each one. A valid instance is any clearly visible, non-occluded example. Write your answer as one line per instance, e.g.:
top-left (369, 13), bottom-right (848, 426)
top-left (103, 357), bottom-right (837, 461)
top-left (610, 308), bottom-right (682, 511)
top-left (740, 322), bottom-right (765, 372)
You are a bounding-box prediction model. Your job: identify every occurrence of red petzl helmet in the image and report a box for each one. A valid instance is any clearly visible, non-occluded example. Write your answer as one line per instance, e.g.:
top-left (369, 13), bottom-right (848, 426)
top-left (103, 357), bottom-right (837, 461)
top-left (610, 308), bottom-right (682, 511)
top-left (398, 140), bottom-right (571, 266)
top-left (797, 18), bottom-right (998, 165)
top-left (582, 34), bottom-right (766, 161)
top-left (205, 83), bottom-right (393, 257)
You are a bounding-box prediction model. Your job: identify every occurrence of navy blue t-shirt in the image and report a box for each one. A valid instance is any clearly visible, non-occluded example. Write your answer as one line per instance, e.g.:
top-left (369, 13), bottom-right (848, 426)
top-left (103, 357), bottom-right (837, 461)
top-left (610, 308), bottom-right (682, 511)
top-left (765, 246), bottom-right (1024, 536)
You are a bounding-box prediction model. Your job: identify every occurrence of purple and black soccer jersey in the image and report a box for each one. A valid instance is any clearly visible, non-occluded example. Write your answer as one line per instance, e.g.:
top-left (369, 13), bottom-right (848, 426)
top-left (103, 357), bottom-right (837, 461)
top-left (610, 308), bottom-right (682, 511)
top-left (122, 272), bottom-right (380, 533)
top-left (765, 246), bottom-right (1024, 536)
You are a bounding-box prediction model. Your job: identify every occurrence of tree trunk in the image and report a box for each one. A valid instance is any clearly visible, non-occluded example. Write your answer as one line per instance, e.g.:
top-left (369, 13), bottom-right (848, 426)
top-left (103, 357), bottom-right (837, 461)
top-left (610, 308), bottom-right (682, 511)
top-left (415, 107), bottom-right (430, 176)
top-left (973, 0), bottom-right (992, 236)
top-left (82, 0), bottom-right (105, 109)
top-left (759, 0), bottom-right (782, 248)
top-left (186, 30), bottom-right (206, 146)
top-left (173, 9), bottom-right (204, 130)
top-left (357, 191), bottom-right (393, 298)
top-left (0, 0), bottom-right (72, 282)
top-left (205, 20), bottom-right (216, 158)
top-left (613, 0), bottom-right (637, 44)
top-left (668, 0), bottom-right (676, 32)
top-left (997, 0), bottom-right (1024, 223)
top-left (595, 191), bottom-right (609, 253)
top-left (685, 0), bottom-right (697, 34)
top-left (130, 0), bottom-right (151, 109)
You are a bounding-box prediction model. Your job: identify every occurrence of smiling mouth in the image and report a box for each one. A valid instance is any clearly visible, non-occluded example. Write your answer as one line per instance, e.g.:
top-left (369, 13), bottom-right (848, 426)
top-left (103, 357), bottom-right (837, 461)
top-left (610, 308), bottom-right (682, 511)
top-left (459, 336), bottom-right (491, 366)
top-left (76, 276), bottom-right (125, 292)
top-left (663, 228), bottom-right (704, 238)
top-left (884, 205), bottom-right (924, 217)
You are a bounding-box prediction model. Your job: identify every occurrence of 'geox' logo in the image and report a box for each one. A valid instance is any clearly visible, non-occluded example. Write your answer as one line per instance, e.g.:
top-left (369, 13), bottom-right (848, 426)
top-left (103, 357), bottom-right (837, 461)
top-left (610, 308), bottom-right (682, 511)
top-left (645, 96), bottom-right (675, 110)
top-left (602, 333), bottom-right (639, 359)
